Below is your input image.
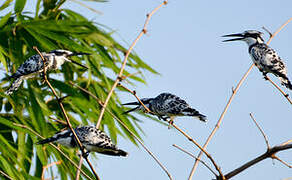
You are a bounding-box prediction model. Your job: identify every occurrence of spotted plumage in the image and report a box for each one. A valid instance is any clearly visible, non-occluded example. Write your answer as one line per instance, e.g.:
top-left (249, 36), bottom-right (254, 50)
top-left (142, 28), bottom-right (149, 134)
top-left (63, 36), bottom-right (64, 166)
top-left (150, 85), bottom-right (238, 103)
top-left (123, 92), bottom-right (207, 122)
top-left (5, 49), bottom-right (89, 95)
top-left (37, 126), bottom-right (128, 157)
top-left (223, 30), bottom-right (292, 90)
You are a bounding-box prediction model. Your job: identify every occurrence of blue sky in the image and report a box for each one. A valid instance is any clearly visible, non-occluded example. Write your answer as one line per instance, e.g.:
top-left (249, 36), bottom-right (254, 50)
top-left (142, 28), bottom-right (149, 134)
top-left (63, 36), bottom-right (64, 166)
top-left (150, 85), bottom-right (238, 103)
top-left (2, 0), bottom-right (292, 179)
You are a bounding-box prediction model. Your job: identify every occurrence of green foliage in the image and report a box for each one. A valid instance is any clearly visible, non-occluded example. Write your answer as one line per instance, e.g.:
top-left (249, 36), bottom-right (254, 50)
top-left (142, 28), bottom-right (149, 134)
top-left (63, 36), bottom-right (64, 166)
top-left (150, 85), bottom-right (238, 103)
top-left (0, 0), bottom-right (157, 179)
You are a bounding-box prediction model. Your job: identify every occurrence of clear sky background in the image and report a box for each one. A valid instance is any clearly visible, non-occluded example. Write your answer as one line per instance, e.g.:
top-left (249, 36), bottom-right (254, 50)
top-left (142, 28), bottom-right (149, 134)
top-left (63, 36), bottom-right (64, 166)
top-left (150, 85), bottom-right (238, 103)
top-left (2, 0), bottom-right (292, 179)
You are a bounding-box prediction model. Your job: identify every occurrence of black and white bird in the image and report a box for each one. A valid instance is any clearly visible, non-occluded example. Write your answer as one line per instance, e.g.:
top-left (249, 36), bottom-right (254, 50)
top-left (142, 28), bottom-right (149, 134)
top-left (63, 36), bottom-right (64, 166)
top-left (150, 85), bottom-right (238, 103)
top-left (123, 93), bottom-right (207, 123)
top-left (223, 30), bottom-right (292, 90)
top-left (37, 125), bottom-right (128, 157)
top-left (5, 49), bottom-right (89, 95)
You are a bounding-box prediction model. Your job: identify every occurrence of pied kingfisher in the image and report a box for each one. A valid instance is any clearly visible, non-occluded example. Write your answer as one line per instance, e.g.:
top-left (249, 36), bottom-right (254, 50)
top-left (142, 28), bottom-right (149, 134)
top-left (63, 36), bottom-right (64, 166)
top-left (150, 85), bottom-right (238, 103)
top-left (123, 93), bottom-right (207, 123)
top-left (37, 125), bottom-right (128, 157)
top-left (5, 49), bottom-right (89, 95)
top-left (223, 30), bottom-right (292, 90)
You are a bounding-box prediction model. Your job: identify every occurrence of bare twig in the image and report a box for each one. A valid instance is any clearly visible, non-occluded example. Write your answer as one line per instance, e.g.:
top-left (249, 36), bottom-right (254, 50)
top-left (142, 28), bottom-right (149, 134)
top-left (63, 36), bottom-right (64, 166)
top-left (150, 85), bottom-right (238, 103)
top-left (249, 113), bottom-right (270, 148)
top-left (265, 75), bottom-right (292, 105)
top-left (272, 156), bottom-right (292, 168)
top-left (0, 169), bottom-right (13, 180)
top-left (172, 144), bottom-right (217, 176)
top-left (282, 139), bottom-right (292, 146)
top-left (224, 143), bottom-right (292, 179)
top-left (75, 156), bottom-right (84, 180)
top-left (262, 26), bottom-right (273, 37)
top-left (42, 161), bottom-right (62, 180)
top-left (96, 0), bottom-right (168, 128)
top-left (33, 46), bottom-right (100, 180)
top-left (170, 123), bottom-right (225, 180)
top-left (13, 123), bottom-right (93, 180)
top-left (188, 18), bottom-right (292, 179)
top-left (69, 81), bottom-right (173, 180)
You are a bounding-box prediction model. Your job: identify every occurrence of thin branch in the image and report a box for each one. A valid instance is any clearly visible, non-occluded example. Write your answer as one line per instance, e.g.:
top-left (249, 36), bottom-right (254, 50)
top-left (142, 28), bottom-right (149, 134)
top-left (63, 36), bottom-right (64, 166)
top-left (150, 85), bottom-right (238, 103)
top-left (75, 156), bottom-right (84, 180)
top-left (266, 18), bottom-right (292, 44)
top-left (42, 161), bottom-right (62, 180)
top-left (282, 139), bottom-right (292, 146)
top-left (13, 123), bottom-right (93, 180)
top-left (224, 143), bottom-right (292, 179)
top-left (272, 155), bottom-right (292, 168)
top-left (188, 18), bottom-right (292, 180)
top-left (33, 46), bottom-right (100, 180)
top-left (249, 113), bottom-right (270, 148)
top-left (172, 144), bottom-right (217, 176)
top-left (170, 123), bottom-right (225, 180)
top-left (265, 75), bottom-right (292, 105)
top-left (96, 0), bottom-right (168, 128)
top-left (0, 169), bottom-right (13, 180)
top-left (69, 81), bottom-right (173, 180)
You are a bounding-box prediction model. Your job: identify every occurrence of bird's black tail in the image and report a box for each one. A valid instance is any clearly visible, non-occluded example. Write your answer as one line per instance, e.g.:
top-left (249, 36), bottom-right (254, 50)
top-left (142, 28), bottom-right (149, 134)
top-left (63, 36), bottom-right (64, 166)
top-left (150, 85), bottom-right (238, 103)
top-left (5, 77), bottom-right (24, 95)
top-left (183, 108), bottom-right (207, 122)
top-left (279, 77), bottom-right (292, 90)
top-left (98, 149), bottom-right (128, 157)
top-left (36, 137), bottom-right (57, 145)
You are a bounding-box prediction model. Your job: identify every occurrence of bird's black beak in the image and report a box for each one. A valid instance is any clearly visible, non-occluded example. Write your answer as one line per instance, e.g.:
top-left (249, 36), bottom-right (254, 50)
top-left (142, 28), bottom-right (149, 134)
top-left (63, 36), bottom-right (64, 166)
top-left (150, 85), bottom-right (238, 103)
top-left (222, 33), bottom-right (244, 42)
top-left (123, 106), bottom-right (139, 114)
top-left (67, 52), bottom-right (90, 69)
top-left (122, 101), bottom-right (140, 106)
top-left (68, 52), bottom-right (91, 57)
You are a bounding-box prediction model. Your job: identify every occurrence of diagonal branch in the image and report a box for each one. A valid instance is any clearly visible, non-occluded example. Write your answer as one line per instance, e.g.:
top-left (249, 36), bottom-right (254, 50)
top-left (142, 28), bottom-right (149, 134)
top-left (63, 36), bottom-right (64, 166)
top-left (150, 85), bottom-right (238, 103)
top-left (42, 161), bottom-right (62, 180)
top-left (264, 75), bottom-right (292, 105)
top-left (224, 143), bottom-right (292, 179)
top-left (172, 144), bottom-right (217, 176)
top-left (96, 0), bottom-right (168, 128)
top-left (0, 169), bottom-right (13, 180)
top-left (249, 113), bottom-right (270, 148)
top-left (188, 18), bottom-right (292, 180)
top-left (69, 81), bottom-right (173, 180)
top-left (33, 46), bottom-right (100, 180)
top-left (272, 156), bottom-right (292, 168)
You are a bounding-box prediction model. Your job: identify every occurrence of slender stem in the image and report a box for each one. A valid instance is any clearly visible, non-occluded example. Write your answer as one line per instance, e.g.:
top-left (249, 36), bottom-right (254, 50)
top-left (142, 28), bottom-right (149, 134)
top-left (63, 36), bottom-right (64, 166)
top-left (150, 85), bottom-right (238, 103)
top-left (172, 144), bottom-right (217, 176)
top-left (0, 169), bottom-right (13, 180)
top-left (265, 76), bottom-right (292, 105)
top-left (69, 81), bottom-right (173, 180)
top-left (188, 64), bottom-right (254, 179)
top-left (188, 18), bottom-right (292, 179)
top-left (171, 123), bottom-right (225, 179)
top-left (33, 46), bottom-right (100, 180)
top-left (42, 161), bottom-right (62, 180)
top-left (249, 113), bottom-right (270, 148)
top-left (273, 156), bottom-right (292, 168)
top-left (96, 0), bottom-right (168, 128)
top-left (75, 156), bottom-right (84, 180)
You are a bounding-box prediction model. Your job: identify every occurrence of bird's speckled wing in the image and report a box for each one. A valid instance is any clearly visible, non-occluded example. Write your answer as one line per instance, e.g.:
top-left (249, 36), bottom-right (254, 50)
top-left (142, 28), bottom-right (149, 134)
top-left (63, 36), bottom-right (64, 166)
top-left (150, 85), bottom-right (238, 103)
top-left (250, 44), bottom-right (287, 77)
top-left (155, 93), bottom-right (190, 115)
top-left (10, 54), bottom-right (48, 78)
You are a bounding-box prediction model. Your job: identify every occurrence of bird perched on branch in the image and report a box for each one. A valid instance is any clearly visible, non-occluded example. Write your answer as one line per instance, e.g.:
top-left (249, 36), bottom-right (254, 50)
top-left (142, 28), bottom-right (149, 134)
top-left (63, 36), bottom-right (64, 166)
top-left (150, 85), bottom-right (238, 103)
top-left (123, 93), bottom-right (207, 123)
top-left (223, 30), bottom-right (292, 90)
top-left (5, 49), bottom-right (89, 95)
top-left (37, 125), bottom-right (128, 157)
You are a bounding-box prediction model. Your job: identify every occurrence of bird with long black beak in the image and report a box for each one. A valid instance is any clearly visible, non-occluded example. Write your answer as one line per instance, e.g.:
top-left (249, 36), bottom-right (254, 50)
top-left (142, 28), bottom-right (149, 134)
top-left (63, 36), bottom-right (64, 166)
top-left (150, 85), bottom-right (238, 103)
top-left (123, 93), bottom-right (207, 125)
top-left (5, 49), bottom-right (89, 95)
top-left (223, 30), bottom-right (292, 90)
